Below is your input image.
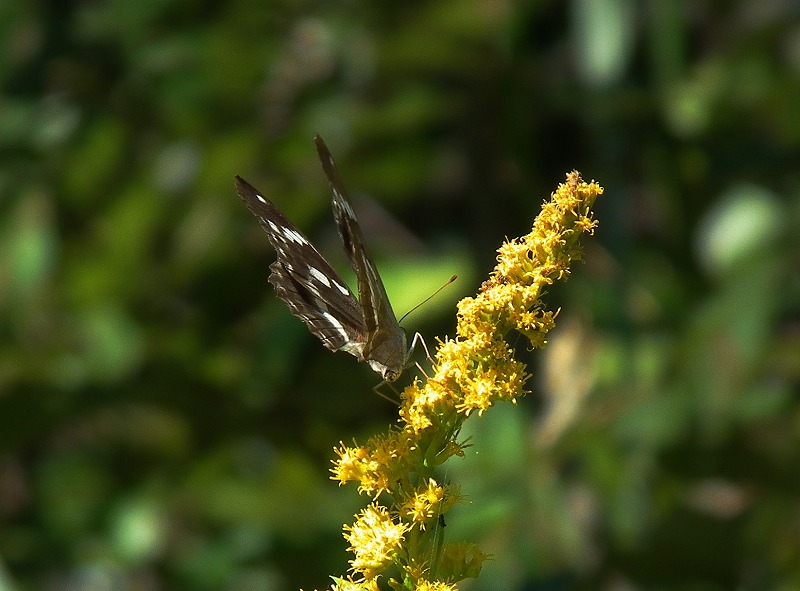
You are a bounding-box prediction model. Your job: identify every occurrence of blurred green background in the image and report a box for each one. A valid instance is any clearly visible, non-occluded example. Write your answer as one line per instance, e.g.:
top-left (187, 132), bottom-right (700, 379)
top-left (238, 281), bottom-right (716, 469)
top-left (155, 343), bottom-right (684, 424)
top-left (1, 1), bottom-right (799, 590)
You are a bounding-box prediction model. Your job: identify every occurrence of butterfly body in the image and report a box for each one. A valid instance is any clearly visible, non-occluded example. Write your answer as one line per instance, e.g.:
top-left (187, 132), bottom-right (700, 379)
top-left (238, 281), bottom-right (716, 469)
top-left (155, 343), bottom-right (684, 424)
top-left (236, 135), bottom-right (407, 381)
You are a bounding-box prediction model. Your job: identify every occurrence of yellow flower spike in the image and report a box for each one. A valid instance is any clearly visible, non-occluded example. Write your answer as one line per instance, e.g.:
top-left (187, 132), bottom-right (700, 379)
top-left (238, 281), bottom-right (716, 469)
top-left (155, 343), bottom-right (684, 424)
top-left (323, 171), bottom-right (602, 590)
top-left (331, 443), bottom-right (370, 486)
top-left (344, 504), bottom-right (411, 579)
top-left (414, 582), bottom-right (459, 591)
top-left (400, 478), bottom-right (446, 528)
top-left (327, 576), bottom-right (382, 591)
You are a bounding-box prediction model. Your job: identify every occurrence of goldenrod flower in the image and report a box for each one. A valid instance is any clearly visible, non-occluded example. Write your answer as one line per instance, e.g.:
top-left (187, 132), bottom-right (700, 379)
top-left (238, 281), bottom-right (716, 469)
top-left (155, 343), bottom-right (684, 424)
top-left (321, 576), bottom-right (381, 591)
top-left (400, 478), bottom-right (454, 528)
top-left (414, 582), bottom-right (459, 591)
top-left (344, 504), bottom-right (411, 579)
top-left (328, 172), bottom-right (603, 589)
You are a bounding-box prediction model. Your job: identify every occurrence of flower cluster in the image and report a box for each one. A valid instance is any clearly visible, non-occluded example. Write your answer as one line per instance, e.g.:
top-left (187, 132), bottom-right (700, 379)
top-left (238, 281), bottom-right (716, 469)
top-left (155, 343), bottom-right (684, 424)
top-left (318, 172), bottom-right (603, 591)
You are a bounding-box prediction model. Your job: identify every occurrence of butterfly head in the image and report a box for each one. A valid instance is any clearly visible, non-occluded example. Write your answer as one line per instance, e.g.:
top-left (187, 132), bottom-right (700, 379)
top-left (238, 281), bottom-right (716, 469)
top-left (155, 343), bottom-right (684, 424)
top-left (368, 360), bottom-right (402, 383)
top-left (364, 325), bottom-right (408, 382)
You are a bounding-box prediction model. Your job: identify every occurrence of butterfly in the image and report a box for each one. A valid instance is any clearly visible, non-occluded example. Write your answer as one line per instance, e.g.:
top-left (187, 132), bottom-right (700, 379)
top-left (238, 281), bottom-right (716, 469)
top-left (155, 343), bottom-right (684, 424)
top-left (235, 135), bottom-right (408, 381)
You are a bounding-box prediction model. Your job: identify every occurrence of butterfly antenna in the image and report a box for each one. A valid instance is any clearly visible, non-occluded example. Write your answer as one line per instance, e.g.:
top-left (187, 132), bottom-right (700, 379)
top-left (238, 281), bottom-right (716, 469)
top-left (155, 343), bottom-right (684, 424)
top-left (398, 275), bottom-right (457, 325)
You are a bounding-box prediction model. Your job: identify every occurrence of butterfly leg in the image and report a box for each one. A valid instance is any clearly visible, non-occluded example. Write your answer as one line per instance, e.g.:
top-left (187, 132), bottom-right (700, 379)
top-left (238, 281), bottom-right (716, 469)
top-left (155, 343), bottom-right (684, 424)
top-left (372, 380), bottom-right (401, 405)
top-left (408, 331), bottom-right (434, 363)
top-left (407, 331), bottom-right (435, 377)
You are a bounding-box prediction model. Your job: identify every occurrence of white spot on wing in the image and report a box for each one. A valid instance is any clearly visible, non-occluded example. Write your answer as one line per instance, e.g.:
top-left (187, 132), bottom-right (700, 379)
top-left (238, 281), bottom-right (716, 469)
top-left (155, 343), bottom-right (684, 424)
top-left (256, 193), bottom-right (268, 204)
top-left (335, 195), bottom-right (356, 219)
top-left (321, 312), bottom-right (347, 339)
top-left (332, 279), bottom-right (350, 295)
top-left (282, 228), bottom-right (308, 245)
top-left (308, 267), bottom-right (331, 287)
